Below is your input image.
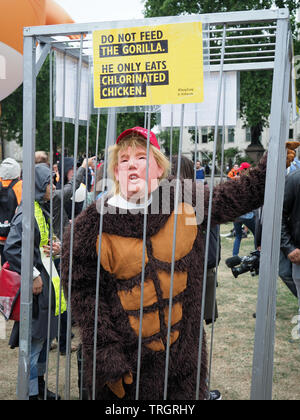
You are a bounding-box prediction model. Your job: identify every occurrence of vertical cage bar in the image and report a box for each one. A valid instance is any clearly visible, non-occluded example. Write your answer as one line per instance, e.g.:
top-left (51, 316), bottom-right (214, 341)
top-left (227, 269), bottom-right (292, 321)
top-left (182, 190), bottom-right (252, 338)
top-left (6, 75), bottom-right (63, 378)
top-left (18, 35), bottom-right (37, 400)
top-left (56, 50), bottom-right (67, 400)
top-left (106, 108), bottom-right (117, 148)
top-left (135, 108), bottom-right (152, 400)
top-left (207, 73), bottom-right (227, 391)
top-left (194, 111), bottom-right (198, 180)
top-left (195, 24), bottom-right (227, 400)
top-left (44, 48), bottom-right (54, 400)
top-left (169, 105), bottom-right (174, 163)
top-left (92, 108), bottom-right (114, 400)
top-left (85, 60), bottom-right (92, 204)
top-left (64, 33), bottom-right (84, 400)
top-left (93, 108), bottom-right (101, 201)
top-left (251, 17), bottom-right (291, 401)
top-left (163, 103), bottom-right (185, 400)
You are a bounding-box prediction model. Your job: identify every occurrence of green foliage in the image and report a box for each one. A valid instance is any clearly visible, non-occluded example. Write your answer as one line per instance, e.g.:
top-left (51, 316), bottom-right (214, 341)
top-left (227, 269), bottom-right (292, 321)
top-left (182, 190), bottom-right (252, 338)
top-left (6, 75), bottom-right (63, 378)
top-left (157, 127), bottom-right (180, 155)
top-left (0, 84), bottom-right (23, 143)
top-left (1, 2), bottom-right (299, 154)
top-left (144, 0), bottom-right (278, 16)
top-left (116, 112), bottom-right (156, 136)
top-left (240, 70), bottom-right (273, 131)
top-left (144, 0), bottom-right (300, 144)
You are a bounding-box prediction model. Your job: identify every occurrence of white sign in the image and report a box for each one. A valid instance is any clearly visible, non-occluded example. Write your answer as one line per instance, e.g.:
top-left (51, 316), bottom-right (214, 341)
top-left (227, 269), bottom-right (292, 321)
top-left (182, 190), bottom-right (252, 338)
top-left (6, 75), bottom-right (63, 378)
top-left (55, 51), bottom-right (90, 123)
top-left (160, 71), bottom-right (238, 127)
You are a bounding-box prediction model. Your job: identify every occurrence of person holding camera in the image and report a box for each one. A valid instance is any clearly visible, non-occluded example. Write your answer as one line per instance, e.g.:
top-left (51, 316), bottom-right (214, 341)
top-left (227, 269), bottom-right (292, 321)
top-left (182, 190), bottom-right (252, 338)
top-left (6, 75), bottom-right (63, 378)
top-left (281, 167), bottom-right (300, 310)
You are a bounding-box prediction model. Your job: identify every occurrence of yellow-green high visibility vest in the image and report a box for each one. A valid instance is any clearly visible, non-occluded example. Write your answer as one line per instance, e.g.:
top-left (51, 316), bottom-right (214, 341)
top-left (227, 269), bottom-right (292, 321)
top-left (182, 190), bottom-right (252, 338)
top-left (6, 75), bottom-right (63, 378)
top-left (34, 201), bottom-right (67, 316)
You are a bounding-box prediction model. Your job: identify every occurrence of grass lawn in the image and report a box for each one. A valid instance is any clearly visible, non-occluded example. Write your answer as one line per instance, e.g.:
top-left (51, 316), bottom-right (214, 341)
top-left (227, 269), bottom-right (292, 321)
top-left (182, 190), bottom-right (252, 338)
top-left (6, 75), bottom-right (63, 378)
top-left (0, 222), bottom-right (299, 400)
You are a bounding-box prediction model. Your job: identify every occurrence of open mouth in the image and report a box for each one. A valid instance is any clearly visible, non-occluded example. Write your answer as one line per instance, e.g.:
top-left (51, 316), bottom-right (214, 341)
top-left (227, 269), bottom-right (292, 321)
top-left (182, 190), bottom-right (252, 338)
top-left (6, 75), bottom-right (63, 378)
top-left (129, 174), bottom-right (139, 181)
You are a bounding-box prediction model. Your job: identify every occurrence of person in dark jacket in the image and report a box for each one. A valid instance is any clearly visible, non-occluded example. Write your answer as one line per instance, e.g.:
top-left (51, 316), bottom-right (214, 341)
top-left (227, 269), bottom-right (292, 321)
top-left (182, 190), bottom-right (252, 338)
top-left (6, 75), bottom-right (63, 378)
top-left (281, 168), bottom-right (300, 307)
top-left (4, 164), bottom-right (59, 400)
top-left (56, 157), bottom-right (85, 220)
top-left (46, 156), bottom-right (96, 240)
top-left (255, 207), bottom-right (298, 298)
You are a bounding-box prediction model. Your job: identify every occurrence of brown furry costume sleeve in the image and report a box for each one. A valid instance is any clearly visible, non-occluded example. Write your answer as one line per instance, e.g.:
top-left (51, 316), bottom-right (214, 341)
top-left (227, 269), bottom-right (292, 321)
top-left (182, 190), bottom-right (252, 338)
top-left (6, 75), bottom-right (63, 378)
top-left (61, 204), bottom-right (131, 390)
top-left (208, 154), bottom-right (268, 226)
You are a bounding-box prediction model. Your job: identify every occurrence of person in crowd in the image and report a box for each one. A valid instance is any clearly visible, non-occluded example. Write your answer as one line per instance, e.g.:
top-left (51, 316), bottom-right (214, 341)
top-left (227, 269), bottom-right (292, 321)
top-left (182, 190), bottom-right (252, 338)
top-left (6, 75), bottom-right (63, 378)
top-left (82, 163), bottom-right (105, 209)
top-left (61, 127), bottom-right (297, 400)
top-left (286, 157), bottom-right (300, 175)
top-left (195, 160), bottom-right (205, 182)
top-left (4, 164), bottom-right (59, 400)
top-left (53, 163), bottom-right (60, 186)
top-left (281, 163), bottom-right (300, 336)
top-left (227, 163), bottom-right (240, 179)
top-left (0, 158), bottom-right (22, 265)
top-left (35, 151), bottom-right (49, 165)
top-left (56, 157), bottom-right (89, 220)
top-left (278, 155), bottom-right (300, 297)
top-left (50, 157), bottom-right (96, 240)
top-left (204, 161), bottom-right (211, 176)
top-left (254, 205), bottom-right (297, 298)
top-left (255, 151), bottom-right (300, 298)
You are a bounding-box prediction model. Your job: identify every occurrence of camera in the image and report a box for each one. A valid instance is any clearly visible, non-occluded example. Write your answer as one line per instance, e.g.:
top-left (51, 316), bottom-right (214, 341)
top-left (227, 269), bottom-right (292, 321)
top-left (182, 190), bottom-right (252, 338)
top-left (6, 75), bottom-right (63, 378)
top-left (225, 250), bottom-right (260, 278)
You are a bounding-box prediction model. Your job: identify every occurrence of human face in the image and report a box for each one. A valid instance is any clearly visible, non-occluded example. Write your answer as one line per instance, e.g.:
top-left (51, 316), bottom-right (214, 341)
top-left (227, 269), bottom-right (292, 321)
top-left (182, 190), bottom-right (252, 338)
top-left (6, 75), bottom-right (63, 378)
top-left (67, 167), bottom-right (74, 181)
top-left (114, 145), bottom-right (163, 201)
top-left (43, 183), bottom-right (56, 202)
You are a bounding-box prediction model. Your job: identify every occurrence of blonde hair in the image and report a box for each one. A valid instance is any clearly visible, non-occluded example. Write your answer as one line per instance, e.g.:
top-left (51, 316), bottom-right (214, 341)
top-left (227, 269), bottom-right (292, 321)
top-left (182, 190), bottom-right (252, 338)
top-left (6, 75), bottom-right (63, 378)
top-left (108, 135), bottom-right (170, 195)
top-left (35, 151), bottom-right (49, 165)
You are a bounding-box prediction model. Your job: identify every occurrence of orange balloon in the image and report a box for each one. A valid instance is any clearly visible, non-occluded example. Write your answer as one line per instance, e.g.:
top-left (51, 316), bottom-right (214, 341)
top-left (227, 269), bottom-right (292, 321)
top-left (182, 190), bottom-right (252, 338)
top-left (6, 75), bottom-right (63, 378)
top-left (45, 0), bottom-right (75, 27)
top-left (0, 0), bottom-right (46, 55)
top-left (0, 0), bottom-right (75, 101)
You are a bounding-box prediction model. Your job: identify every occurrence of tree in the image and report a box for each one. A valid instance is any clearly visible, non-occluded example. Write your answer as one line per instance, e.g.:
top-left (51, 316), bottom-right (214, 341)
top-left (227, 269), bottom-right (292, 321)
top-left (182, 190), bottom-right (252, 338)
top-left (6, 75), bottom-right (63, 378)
top-left (116, 112), bottom-right (156, 137)
top-left (143, 0), bottom-right (300, 154)
top-left (157, 127), bottom-right (180, 155)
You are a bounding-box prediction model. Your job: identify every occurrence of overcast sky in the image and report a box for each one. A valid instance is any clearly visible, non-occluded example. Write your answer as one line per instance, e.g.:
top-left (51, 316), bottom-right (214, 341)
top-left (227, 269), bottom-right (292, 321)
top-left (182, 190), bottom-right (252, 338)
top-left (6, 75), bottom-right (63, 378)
top-left (55, 0), bottom-right (145, 23)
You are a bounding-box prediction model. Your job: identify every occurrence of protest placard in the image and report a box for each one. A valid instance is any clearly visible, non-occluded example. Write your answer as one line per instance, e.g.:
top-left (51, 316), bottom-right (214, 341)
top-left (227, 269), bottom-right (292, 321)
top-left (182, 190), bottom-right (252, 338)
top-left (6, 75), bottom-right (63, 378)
top-left (93, 22), bottom-right (204, 108)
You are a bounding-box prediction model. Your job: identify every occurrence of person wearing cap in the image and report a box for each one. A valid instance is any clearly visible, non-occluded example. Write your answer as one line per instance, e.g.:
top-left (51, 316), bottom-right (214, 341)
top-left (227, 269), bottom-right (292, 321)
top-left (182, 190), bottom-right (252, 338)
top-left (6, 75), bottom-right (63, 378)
top-left (227, 163), bottom-right (240, 179)
top-left (61, 127), bottom-right (298, 400)
top-left (0, 158), bottom-right (22, 264)
top-left (239, 162), bottom-right (251, 171)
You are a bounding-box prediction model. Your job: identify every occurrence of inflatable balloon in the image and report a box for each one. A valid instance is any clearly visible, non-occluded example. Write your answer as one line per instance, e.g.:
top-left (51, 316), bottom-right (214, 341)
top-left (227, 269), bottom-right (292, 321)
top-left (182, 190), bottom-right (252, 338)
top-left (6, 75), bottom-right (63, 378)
top-left (0, 0), bottom-right (75, 101)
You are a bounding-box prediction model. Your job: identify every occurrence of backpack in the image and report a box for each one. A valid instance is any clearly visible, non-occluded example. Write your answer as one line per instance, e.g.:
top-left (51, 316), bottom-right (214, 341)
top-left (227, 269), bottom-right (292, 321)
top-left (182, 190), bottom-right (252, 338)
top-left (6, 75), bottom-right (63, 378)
top-left (0, 179), bottom-right (19, 238)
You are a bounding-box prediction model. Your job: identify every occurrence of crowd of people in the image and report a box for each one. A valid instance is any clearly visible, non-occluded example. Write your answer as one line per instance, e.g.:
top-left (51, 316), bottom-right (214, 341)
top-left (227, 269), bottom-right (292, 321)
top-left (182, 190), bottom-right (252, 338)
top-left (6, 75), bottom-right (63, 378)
top-left (0, 132), bottom-right (299, 400)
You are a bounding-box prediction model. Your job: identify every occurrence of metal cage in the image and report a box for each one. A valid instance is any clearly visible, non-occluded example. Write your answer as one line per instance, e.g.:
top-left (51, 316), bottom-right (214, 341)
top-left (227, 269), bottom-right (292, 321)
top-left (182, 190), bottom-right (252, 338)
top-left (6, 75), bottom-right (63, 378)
top-left (19, 8), bottom-right (293, 400)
